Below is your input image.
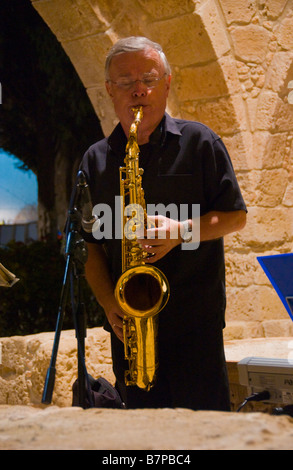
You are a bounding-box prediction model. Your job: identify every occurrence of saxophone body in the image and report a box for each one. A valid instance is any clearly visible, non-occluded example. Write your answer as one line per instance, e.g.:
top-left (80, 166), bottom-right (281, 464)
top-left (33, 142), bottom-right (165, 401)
top-left (114, 106), bottom-right (169, 391)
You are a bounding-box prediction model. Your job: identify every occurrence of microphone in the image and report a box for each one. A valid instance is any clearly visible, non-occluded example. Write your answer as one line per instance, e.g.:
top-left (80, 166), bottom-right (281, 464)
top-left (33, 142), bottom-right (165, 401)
top-left (77, 170), bottom-right (99, 234)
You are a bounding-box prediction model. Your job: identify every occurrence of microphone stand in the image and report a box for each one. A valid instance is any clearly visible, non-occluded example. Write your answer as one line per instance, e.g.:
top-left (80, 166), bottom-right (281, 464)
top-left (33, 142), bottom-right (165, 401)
top-left (42, 176), bottom-right (89, 408)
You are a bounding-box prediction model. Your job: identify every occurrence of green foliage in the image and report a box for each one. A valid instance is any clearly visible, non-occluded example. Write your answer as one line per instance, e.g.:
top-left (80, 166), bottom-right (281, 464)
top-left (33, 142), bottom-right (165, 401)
top-left (0, 241), bottom-right (105, 337)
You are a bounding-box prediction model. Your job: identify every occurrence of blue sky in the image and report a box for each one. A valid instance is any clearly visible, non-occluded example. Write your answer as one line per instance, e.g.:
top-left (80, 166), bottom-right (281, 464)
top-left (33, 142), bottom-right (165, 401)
top-left (0, 149), bottom-right (38, 223)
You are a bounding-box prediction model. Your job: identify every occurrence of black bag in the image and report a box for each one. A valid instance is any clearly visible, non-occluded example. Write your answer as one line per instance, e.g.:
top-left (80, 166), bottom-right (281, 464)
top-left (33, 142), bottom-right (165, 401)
top-left (72, 375), bottom-right (125, 409)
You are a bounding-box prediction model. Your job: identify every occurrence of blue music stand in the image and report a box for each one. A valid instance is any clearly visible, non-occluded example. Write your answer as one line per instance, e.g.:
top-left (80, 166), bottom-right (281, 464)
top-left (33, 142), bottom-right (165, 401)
top-left (257, 253), bottom-right (293, 321)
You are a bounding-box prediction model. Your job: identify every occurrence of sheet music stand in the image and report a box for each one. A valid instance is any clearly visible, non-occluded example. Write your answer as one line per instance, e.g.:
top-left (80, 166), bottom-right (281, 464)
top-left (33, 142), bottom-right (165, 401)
top-left (257, 253), bottom-right (293, 321)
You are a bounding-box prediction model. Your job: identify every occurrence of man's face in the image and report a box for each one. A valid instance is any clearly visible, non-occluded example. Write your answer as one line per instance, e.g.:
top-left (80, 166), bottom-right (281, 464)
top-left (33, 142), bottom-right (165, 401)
top-left (105, 48), bottom-right (171, 144)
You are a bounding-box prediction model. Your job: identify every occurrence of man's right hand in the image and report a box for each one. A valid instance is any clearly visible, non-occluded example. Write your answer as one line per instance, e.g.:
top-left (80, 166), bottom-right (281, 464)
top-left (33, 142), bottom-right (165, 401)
top-left (106, 304), bottom-right (124, 342)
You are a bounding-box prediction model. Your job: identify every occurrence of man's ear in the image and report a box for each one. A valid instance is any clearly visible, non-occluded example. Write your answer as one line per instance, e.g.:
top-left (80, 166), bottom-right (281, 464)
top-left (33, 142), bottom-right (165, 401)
top-left (105, 81), bottom-right (113, 99)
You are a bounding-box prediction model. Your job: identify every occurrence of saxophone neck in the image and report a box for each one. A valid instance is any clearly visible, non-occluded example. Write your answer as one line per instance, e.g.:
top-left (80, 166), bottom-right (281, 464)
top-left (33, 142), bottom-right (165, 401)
top-left (130, 106), bottom-right (143, 136)
top-left (132, 105), bottom-right (143, 123)
top-left (126, 106), bottom-right (143, 157)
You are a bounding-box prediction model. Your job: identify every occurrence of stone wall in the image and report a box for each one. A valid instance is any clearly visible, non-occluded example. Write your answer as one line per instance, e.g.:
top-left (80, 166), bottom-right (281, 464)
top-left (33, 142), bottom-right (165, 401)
top-left (30, 0), bottom-right (293, 339)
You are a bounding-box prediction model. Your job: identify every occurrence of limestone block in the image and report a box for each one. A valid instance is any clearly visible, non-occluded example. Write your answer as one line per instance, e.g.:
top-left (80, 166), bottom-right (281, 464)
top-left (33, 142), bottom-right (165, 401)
top-left (148, 13), bottom-right (217, 67)
top-left (283, 180), bottom-right (293, 207)
top-left (228, 172), bottom-right (256, 206)
top-left (277, 16), bottom-right (293, 51)
top-left (225, 336), bottom-right (293, 361)
top-left (261, 0), bottom-right (288, 19)
top-left (252, 131), bottom-right (288, 169)
top-left (174, 62), bottom-right (228, 102)
top-left (250, 91), bottom-right (279, 131)
top-left (225, 231), bottom-right (293, 257)
top-left (252, 91), bottom-right (293, 132)
top-left (226, 284), bottom-right (289, 322)
top-left (109, 4), bottom-right (148, 40)
top-left (262, 319), bottom-right (293, 338)
top-left (224, 319), bottom-right (293, 340)
top-left (245, 96), bottom-right (259, 131)
top-left (137, 0), bottom-right (195, 19)
top-left (222, 131), bottom-right (252, 171)
top-left (273, 98), bottom-right (293, 132)
top-left (266, 52), bottom-right (293, 93)
top-left (0, 375), bottom-right (30, 406)
top-left (250, 131), bottom-right (271, 169)
top-left (87, 86), bottom-right (117, 137)
top-left (230, 24), bottom-right (272, 64)
top-left (61, 33), bottom-right (113, 88)
top-left (231, 321), bottom-right (264, 340)
top-left (181, 95), bottom-right (247, 135)
top-left (250, 168), bottom-right (288, 207)
top-left (32, 0), bottom-right (106, 42)
top-left (224, 321), bottom-right (265, 340)
top-left (225, 247), bottom-right (293, 297)
top-left (237, 206), bottom-right (293, 247)
top-left (218, 55), bottom-right (242, 95)
top-left (219, 0), bottom-right (257, 25)
top-left (88, 0), bottom-right (122, 25)
top-left (225, 251), bottom-right (262, 287)
top-left (198, 0), bottom-right (231, 58)
top-left (0, 328), bottom-right (114, 407)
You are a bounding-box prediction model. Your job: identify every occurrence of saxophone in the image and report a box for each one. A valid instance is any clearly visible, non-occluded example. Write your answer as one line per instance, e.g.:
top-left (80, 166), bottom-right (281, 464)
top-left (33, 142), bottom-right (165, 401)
top-left (114, 106), bottom-right (170, 391)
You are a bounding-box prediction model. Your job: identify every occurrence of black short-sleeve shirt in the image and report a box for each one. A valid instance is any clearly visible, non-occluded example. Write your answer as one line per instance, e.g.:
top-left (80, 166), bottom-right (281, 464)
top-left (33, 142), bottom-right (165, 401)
top-left (80, 113), bottom-right (246, 340)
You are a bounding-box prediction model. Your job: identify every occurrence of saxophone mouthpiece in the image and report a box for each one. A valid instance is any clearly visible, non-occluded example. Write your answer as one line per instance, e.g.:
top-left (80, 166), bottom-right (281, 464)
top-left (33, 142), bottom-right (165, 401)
top-left (132, 106), bottom-right (143, 119)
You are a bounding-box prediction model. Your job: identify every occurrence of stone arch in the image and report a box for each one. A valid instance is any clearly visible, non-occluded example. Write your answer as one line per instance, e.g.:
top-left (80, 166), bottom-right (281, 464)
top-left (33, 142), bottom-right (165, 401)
top-left (31, 0), bottom-right (250, 169)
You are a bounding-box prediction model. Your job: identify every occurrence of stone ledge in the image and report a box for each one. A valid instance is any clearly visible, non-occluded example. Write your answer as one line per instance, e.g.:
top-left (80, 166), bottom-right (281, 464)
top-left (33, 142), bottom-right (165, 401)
top-left (0, 405), bottom-right (292, 450)
top-left (225, 336), bottom-right (293, 362)
top-left (0, 328), bottom-right (114, 407)
top-left (224, 319), bottom-right (293, 340)
top-left (1, 328), bottom-right (293, 411)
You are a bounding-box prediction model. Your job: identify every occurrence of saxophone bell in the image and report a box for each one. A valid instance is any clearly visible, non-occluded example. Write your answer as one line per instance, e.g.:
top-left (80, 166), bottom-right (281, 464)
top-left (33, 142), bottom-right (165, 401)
top-left (115, 265), bottom-right (169, 319)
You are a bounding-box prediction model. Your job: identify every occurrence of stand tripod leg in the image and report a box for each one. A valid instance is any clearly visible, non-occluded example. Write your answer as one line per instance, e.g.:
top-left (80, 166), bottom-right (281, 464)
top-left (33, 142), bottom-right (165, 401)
top-left (71, 270), bottom-right (88, 408)
top-left (41, 255), bottom-right (72, 405)
top-left (42, 255), bottom-right (89, 407)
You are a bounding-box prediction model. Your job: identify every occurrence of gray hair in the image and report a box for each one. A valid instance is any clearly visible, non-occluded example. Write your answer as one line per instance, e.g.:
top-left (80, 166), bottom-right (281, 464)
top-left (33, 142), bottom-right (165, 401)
top-left (105, 36), bottom-right (171, 79)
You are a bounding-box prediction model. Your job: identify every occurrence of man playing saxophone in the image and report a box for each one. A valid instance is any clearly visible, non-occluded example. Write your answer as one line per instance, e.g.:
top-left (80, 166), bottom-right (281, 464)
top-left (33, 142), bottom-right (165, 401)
top-left (80, 37), bottom-right (247, 410)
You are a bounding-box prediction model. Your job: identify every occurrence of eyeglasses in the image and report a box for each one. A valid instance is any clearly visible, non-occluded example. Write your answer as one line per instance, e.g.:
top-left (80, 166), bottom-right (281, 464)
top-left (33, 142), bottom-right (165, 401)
top-left (107, 73), bottom-right (167, 91)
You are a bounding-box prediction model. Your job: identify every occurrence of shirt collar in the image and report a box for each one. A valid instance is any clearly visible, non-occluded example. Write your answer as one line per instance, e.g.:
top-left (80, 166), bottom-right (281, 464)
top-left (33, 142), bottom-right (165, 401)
top-left (150, 113), bottom-right (182, 147)
top-left (108, 112), bottom-right (182, 155)
top-left (164, 112), bottom-right (182, 139)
